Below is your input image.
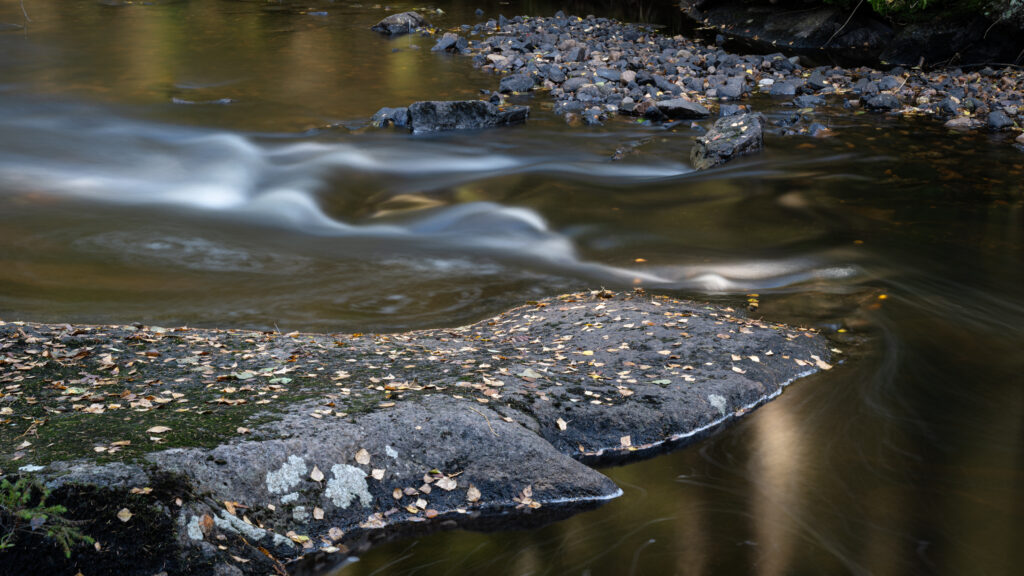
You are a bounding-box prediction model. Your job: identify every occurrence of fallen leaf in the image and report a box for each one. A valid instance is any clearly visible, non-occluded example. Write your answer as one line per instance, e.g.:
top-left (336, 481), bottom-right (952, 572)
top-left (467, 484), bottom-right (481, 503)
top-left (435, 477), bottom-right (457, 491)
top-left (354, 449), bottom-right (370, 465)
top-left (732, 366), bottom-right (746, 374)
top-left (392, 488), bottom-right (403, 500)
top-left (146, 426), bottom-right (171, 434)
top-left (117, 508), bottom-right (133, 522)
top-left (224, 501), bottom-right (237, 516)
top-left (310, 466), bottom-right (325, 482)
top-left (556, 418), bottom-right (567, 431)
top-left (313, 507), bottom-right (324, 520)
top-left (371, 468), bottom-right (385, 481)
top-left (620, 435), bottom-right (632, 447)
top-left (328, 527), bottom-right (344, 541)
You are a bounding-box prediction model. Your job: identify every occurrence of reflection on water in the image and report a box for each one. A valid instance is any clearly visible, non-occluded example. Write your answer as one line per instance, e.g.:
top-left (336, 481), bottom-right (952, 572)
top-left (1, 1), bottom-right (1023, 575)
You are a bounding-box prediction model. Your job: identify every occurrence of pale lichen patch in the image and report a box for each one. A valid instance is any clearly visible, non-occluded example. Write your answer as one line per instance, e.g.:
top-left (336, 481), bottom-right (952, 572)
top-left (708, 394), bottom-right (727, 417)
top-left (266, 455), bottom-right (307, 494)
top-left (385, 445), bottom-right (399, 459)
top-left (281, 492), bottom-right (299, 504)
top-left (325, 463), bottom-right (372, 509)
top-left (185, 515), bottom-right (204, 541)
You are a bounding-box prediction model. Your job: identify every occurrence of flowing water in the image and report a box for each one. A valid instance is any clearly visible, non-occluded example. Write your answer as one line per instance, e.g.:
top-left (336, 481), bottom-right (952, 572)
top-left (1, 1), bottom-right (1022, 575)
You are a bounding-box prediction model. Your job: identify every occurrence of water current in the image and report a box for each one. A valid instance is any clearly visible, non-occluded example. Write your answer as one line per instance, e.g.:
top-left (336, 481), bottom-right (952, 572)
top-left (1, 1), bottom-right (1022, 575)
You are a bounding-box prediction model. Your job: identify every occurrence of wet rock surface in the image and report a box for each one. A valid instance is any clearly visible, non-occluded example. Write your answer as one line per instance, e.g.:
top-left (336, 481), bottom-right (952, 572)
top-left (372, 100), bottom-right (529, 132)
top-left (370, 11), bottom-right (428, 36)
top-left (438, 12), bottom-right (1022, 162)
top-left (0, 291), bottom-right (830, 574)
top-left (691, 113), bottom-right (766, 170)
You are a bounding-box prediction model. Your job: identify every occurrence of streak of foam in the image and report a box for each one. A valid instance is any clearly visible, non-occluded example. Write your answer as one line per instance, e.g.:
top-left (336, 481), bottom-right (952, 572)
top-left (0, 103), bottom-right (861, 295)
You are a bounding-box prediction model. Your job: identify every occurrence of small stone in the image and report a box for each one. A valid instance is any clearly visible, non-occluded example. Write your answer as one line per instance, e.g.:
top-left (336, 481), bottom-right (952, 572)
top-left (988, 110), bottom-right (1014, 131)
top-left (944, 116), bottom-right (983, 131)
top-left (656, 98), bottom-right (710, 119)
top-left (769, 82), bottom-right (797, 96)
top-left (864, 93), bottom-right (901, 111)
top-left (499, 74), bottom-right (535, 94)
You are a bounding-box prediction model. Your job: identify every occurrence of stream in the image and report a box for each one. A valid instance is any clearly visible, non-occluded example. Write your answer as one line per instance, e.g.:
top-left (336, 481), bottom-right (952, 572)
top-left (1, 1), bottom-right (1022, 575)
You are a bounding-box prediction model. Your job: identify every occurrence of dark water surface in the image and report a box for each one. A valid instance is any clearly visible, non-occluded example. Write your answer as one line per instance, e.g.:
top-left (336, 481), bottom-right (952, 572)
top-left (1, 1), bottom-right (1022, 575)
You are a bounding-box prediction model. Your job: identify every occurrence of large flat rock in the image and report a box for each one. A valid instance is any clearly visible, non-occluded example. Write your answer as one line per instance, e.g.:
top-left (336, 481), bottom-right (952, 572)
top-left (0, 291), bottom-right (830, 575)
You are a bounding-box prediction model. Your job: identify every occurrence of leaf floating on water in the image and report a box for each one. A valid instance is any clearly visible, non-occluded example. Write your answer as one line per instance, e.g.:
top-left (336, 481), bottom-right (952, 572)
top-left (310, 466), bottom-right (325, 482)
top-left (116, 508), bottom-right (133, 522)
top-left (146, 426), bottom-right (171, 434)
top-left (466, 484), bottom-right (481, 503)
top-left (354, 449), bottom-right (371, 465)
top-left (556, 418), bottom-right (568, 431)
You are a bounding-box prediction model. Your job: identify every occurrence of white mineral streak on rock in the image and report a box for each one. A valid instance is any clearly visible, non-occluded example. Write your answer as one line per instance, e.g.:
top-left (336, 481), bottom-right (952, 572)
top-left (266, 455), bottom-right (306, 494)
top-left (385, 445), bottom-right (399, 459)
top-left (325, 464), bottom-right (372, 509)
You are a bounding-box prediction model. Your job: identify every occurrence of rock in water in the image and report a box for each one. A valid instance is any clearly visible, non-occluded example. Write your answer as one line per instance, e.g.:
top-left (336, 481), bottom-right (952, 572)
top-left (370, 107), bottom-right (410, 128)
top-left (656, 98), bottom-right (710, 119)
top-left (406, 100), bottom-right (528, 132)
top-left (864, 93), bottom-right (901, 111)
top-left (499, 73), bottom-right (535, 93)
top-left (690, 113), bottom-right (765, 170)
top-left (371, 11), bottom-right (427, 35)
top-left (988, 109), bottom-right (1014, 131)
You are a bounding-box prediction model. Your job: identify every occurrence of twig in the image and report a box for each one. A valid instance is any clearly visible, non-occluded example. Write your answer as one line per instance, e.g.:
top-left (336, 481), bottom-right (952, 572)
top-left (20, 0), bottom-right (31, 22)
top-left (467, 406), bottom-right (498, 437)
top-left (821, 0), bottom-right (864, 49)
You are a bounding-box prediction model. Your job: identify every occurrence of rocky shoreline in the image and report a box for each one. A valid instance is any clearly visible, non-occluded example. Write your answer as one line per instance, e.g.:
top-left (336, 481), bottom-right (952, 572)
top-left (373, 9), bottom-right (1023, 158)
top-left (1, 291), bottom-right (832, 575)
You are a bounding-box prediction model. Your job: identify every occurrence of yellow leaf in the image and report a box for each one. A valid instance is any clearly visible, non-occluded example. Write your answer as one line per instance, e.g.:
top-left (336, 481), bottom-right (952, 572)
top-left (116, 508), bottom-right (133, 522)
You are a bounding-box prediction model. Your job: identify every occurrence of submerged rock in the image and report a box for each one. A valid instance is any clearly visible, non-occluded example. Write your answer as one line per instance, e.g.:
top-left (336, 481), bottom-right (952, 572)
top-left (690, 113), bottom-right (766, 170)
top-left (371, 11), bottom-right (428, 35)
top-left (657, 98), bottom-right (711, 119)
top-left (0, 291), bottom-right (830, 574)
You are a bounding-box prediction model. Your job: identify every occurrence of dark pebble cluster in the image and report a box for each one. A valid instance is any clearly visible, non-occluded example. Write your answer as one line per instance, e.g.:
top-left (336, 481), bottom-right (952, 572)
top-left (432, 11), bottom-right (1024, 145)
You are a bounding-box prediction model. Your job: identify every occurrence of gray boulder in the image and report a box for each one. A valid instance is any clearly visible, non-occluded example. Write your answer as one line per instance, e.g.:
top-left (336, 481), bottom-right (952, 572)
top-left (864, 93), bottom-right (901, 111)
top-left (371, 11), bottom-right (428, 35)
top-left (370, 106), bottom-right (410, 128)
top-left (691, 113), bottom-right (766, 170)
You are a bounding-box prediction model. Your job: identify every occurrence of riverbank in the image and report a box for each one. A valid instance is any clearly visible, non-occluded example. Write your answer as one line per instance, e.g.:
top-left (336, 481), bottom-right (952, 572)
top-left (420, 10), bottom-right (1022, 152)
top-left (0, 291), bottom-right (830, 575)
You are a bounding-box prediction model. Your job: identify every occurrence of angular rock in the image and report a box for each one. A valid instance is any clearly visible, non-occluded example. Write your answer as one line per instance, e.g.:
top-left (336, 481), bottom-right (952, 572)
top-left (406, 100), bottom-right (529, 132)
top-left (656, 98), bottom-right (711, 119)
top-left (499, 73), bottom-right (535, 93)
top-left (432, 32), bottom-right (468, 53)
top-left (690, 113), bottom-right (766, 170)
top-left (371, 11), bottom-right (427, 35)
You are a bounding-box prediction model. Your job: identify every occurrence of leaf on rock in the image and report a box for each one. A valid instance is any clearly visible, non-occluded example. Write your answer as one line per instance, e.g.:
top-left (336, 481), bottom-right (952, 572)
top-left (116, 508), bottom-right (133, 523)
top-left (467, 484), bottom-right (481, 503)
top-left (313, 507), bottom-right (325, 520)
top-left (355, 449), bottom-right (371, 465)
top-left (435, 477), bottom-right (457, 491)
top-left (310, 466), bottom-right (325, 482)
top-left (556, 418), bottom-right (567, 431)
